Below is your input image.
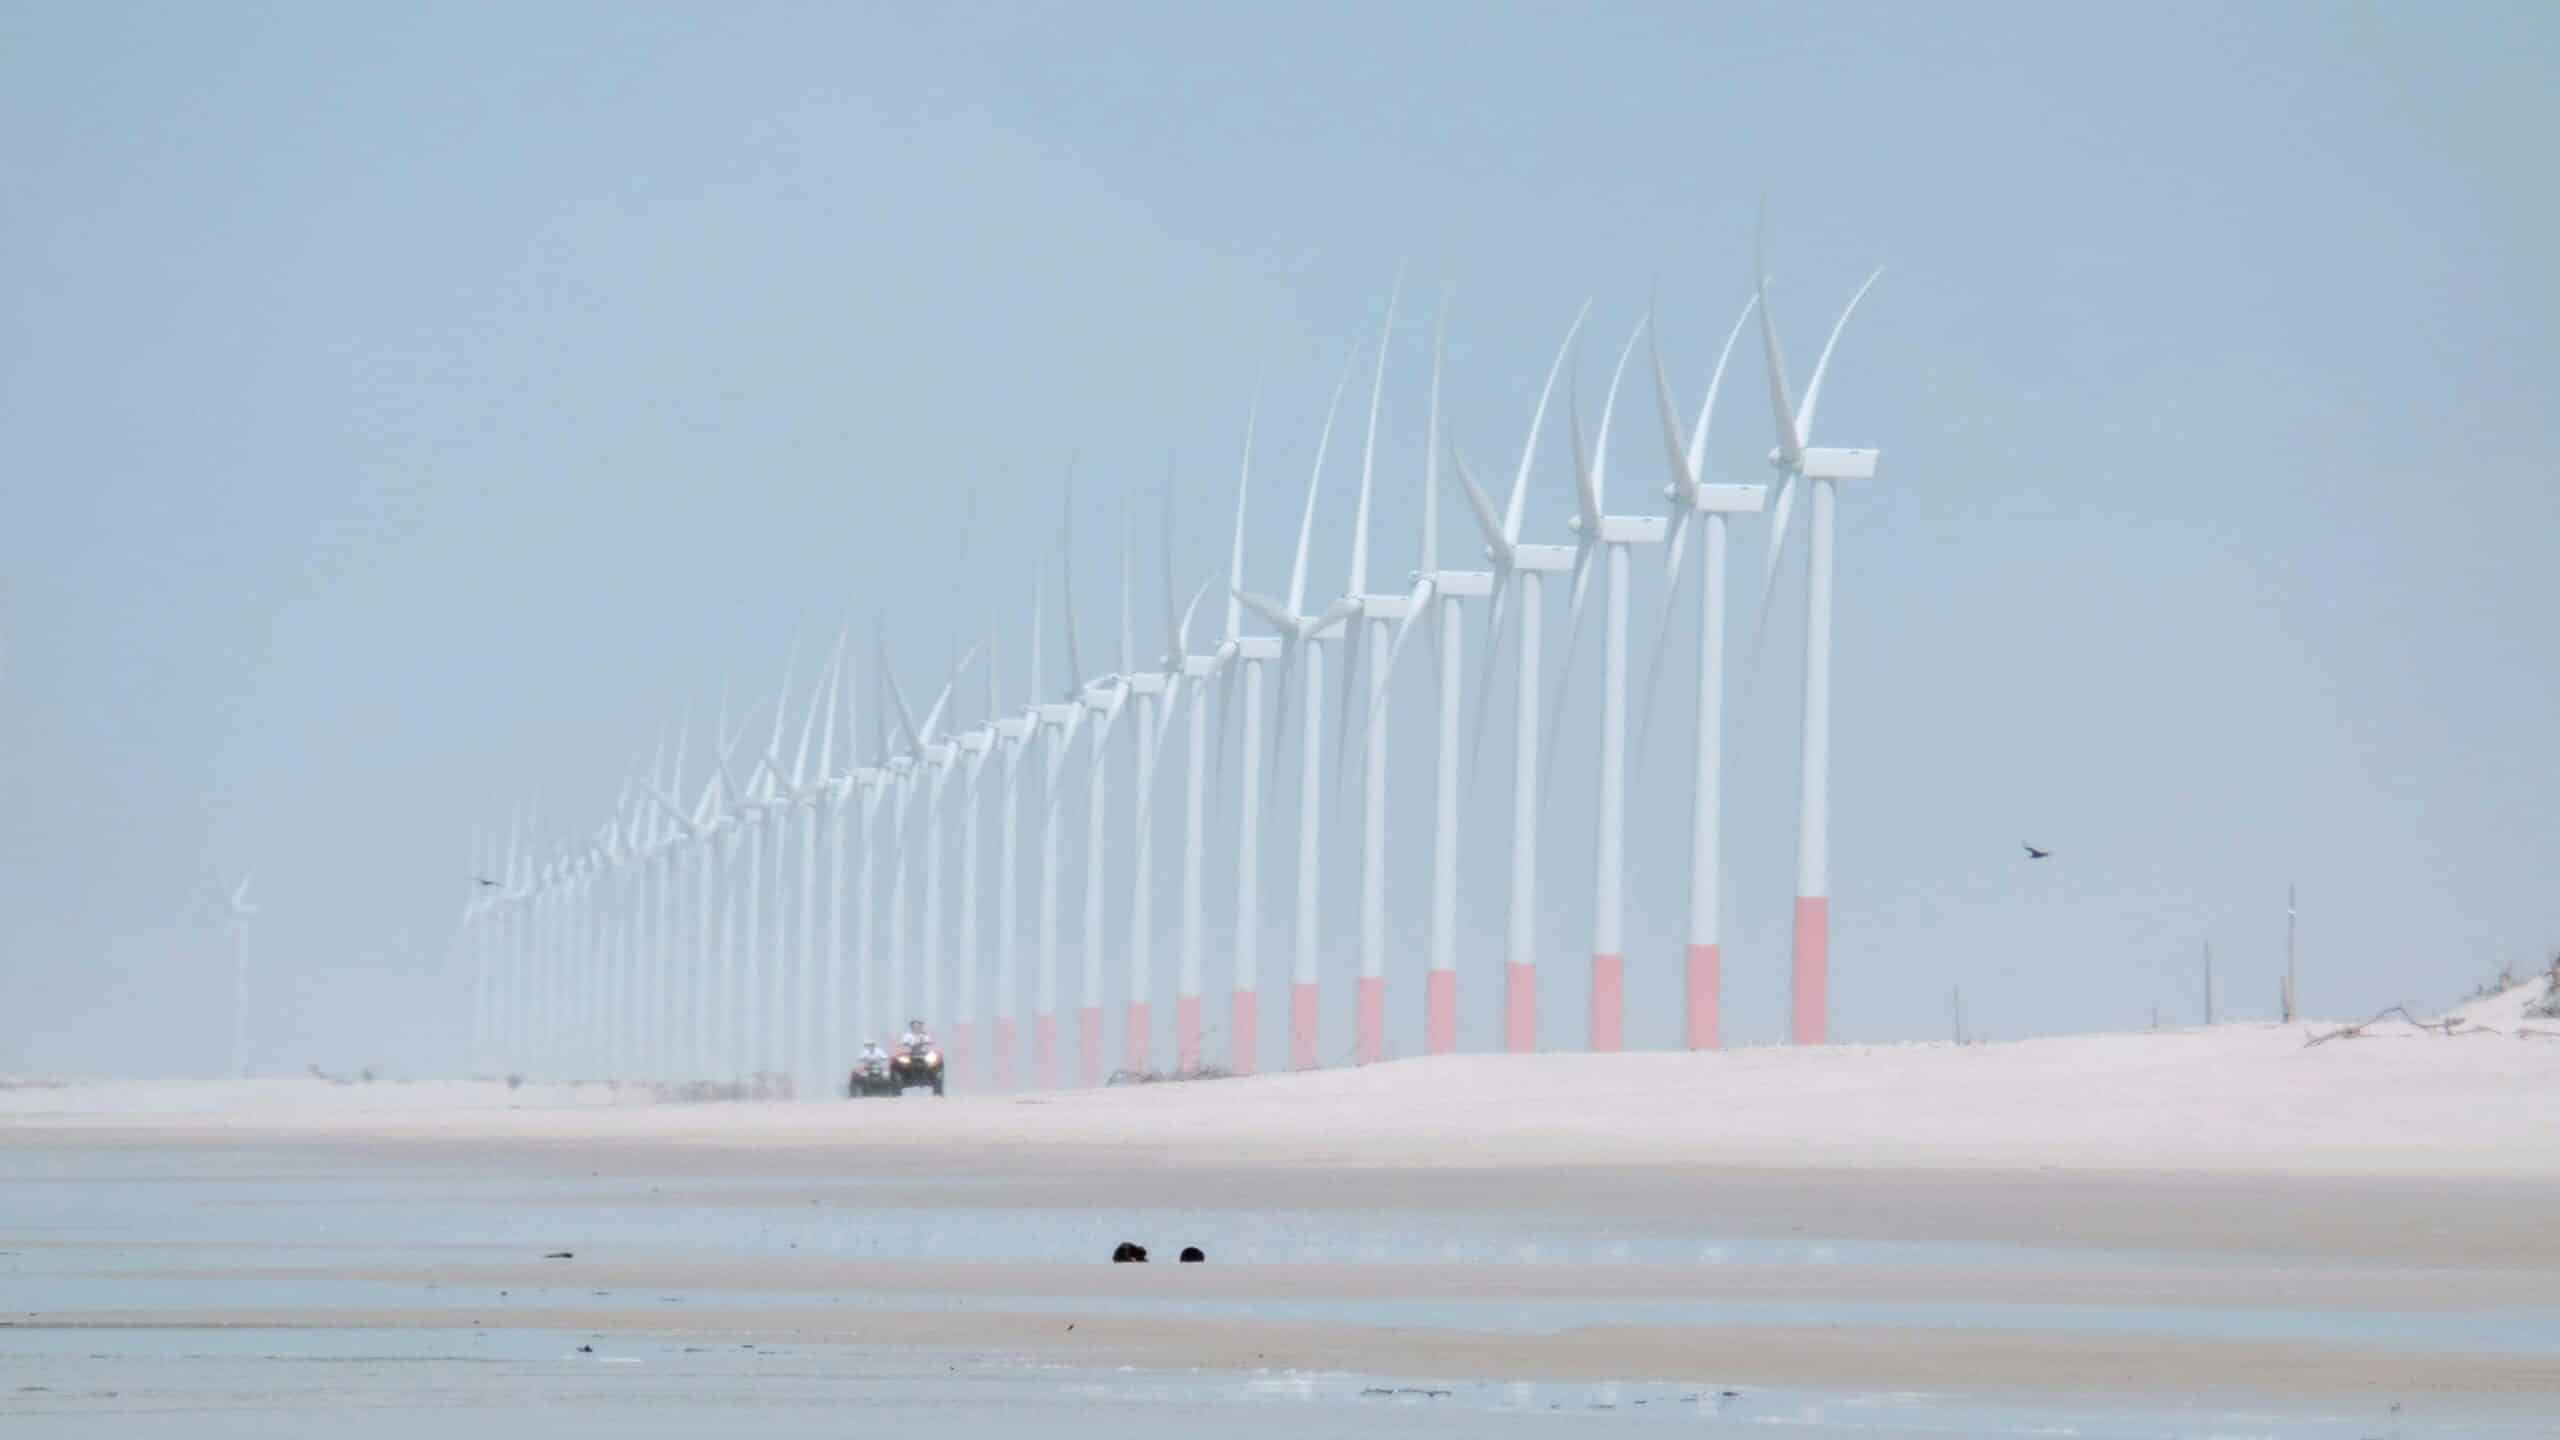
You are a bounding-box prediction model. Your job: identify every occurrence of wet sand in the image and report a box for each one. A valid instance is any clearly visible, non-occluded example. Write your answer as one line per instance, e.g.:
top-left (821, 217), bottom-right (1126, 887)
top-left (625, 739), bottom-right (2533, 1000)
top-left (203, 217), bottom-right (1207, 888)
top-left (15, 1303), bottom-right (2560, 1398)
top-left (10, 1020), bottom-right (2560, 1423)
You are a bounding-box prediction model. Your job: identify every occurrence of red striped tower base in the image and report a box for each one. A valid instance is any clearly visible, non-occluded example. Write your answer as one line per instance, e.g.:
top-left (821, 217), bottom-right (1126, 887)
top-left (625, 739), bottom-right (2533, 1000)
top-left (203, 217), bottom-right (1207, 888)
top-left (1684, 944), bottom-right (1719, 1050)
top-left (1230, 988), bottom-right (1258, 1075)
top-left (1078, 1005), bottom-right (1103, 1086)
top-left (1504, 962), bottom-right (1536, 1053)
top-left (1356, 977), bottom-right (1384, 1063)
top-left (1589, 954), bottom-right (1623, 1051)
top-left (1791, 896), bottom-right (1828, 1045)
top-left (1289, 982), bottom-right (1319, 1069)
top-left (1425, 970), bottom-right (1456, 1054)
top-left (1124, 1002), bottom-right (1149, 1075)
top-left (1175, 994), bottom-right (1202, 1074)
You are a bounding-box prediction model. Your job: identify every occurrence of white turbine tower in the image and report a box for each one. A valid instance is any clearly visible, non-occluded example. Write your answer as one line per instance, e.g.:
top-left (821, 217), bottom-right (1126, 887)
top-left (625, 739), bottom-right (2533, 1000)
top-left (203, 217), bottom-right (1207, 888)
top-left (951, 624), bottom-right (1000, 1085)
top-left (226, 869), bottom-right (259, 1077)
top-left (990, 597), bottom-right (1035, 1089)
top-left (1028, 553), bottom-right (1082, 1088)
top-left (1542, 318), bottom-right (1664, 1051)
top-left (1452, 305), bottom-right (1588, 1053)
top-left (1634, 291), bottom-right (1760, 1049)
top-left (814, 634), bottom-right (852, 1090)
top-left (1368, 299), bottom-right (1486, 1054)
top-left (1751, 229), bottom-right (1884, 1047)
top-left (1235, 344), bottom-right (1364, 1071)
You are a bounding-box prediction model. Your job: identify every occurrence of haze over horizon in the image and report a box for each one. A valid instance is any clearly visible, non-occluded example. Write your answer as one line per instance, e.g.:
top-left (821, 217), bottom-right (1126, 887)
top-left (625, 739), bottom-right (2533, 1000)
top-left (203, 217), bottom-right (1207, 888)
top-left (4, 1), bottom-right (2554, 1077)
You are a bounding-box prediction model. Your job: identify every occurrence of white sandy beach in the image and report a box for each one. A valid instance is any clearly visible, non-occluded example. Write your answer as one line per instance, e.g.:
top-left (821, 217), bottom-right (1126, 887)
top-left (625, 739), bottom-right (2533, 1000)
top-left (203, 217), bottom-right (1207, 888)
top-left (9, 981), bottom-right (2560, 1428)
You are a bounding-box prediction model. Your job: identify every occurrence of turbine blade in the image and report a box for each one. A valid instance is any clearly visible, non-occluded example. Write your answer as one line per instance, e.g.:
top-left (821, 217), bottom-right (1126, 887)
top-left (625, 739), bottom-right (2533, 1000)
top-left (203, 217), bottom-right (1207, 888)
top-left (1539, 544), bottom-right (1596, 809)
top-left (1329, 607), bottom-right (1365, 803)
top-left (1466, 570), bottom-right (1513, 782)
top-left (1423, 288), bottom-right (1447, 577)
top-left (1233, 588), bottom-right (1296, 633)
top-left (1161, 487), bottom-right (1183, 664)
top-left (1690, 292), bottom-right (1759, 484)
top-left (1633, 508), bottom-right (1691, 774)
top-left (1118, 492), bottom-right (1134, 675)
top-left (1756, 207), bottom-right (1804, 466)
top-left (1176, 576), bottom-right (1215, 658)
top-left (1568, 349), bottom-right (1602, 534)
top-left (1061, 481), bottom-right (1086, 689)
top-left (1226, 372), bottom-right (1261, 644)
top-left (1288, 341), bottom-right (1366, 615)
top-left (818, 614), bottom-right (848, 778)
top-left (1350, 274), bottom-right (1401, 598)
top-left (884, 659), bottom-right (924, 753)
top-left (1648, 287), bottom-right (1699, 506)
top-left (1752, 471), bottom-right (1800, 662)
top-left (1591, 314), bottom-right (1644, 517)
top-left (1796, 267), bottom-right (1884, 443)
top-left (1363, 576), bottom-right (1436, 737)
top-left (1506, 301), bottom-right (1591, 543)
top-left (1451, 447), bottom-right (1508, 554)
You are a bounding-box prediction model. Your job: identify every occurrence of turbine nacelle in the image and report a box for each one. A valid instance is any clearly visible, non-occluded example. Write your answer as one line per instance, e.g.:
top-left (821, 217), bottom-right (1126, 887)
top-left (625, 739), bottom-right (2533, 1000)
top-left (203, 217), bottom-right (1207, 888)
top-left (1579, 514), bottom-right (1670, 545)
top-left (1512, 543), bottom-right (1576, 574)
top-left (1694, 483), bottom-right (1768, 515)
top-left (1034, 702), bottom-right (1081, 729)
top-left (1124, 672), bottom-right (1169, 697)
top-left (995, 715), bottom-right (1036, 741)
top-left (1773, 446), bottom-right (1880, 482)
top-left (1355, 593), bottom-right (1414, 622)
top-left (1231, 636), bottom-right (1283, 663)
top-left (1416, 569), bottom-right (1494, 599)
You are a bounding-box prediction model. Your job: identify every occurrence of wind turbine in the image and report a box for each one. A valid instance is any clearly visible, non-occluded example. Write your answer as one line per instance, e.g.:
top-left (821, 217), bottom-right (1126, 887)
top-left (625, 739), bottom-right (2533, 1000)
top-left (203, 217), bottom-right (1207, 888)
top-left (1118, 496), bottom-right (1169, 1077)
top-left (770, 637), bottom-right (840, 1094)
top-left (1751, 224), bottom-right (1884, 1046)
top-left (1331, 286), bottom-right (1410, 1065)
top-left (1366, 297), bottom-right (1485, 1054)
top-left (1543, 317), bottom-right (1665, 1051)
top-left (226, 869), bottom-right (259, 1077)
top-left (1216, 387), bottom-right (1282, 1074)
top-left (648, 718), bottom-right (737, 1080)
top-left (884, 638), bottom-right (978, 1061)
top-left (1634, 290), bottom-right (1760, 1049)
top-left (1028, 551), bottom-right (1083, 1088)
top-left (1064, 495), bottom-right (1131, 1087)
top-left (734, 643), bottom-right (802, 1080)
top-left (1452, 304), bottom-right (1588, 1053)
top-left (1235, 344), bottom-right (1364, 1070)
top-left (951, 621), bottom-right (1001, 1084)
top-left (1156, 492), bottom-right (1224, 1074)
top-left (991, 593), bottom-right (1036, 1088)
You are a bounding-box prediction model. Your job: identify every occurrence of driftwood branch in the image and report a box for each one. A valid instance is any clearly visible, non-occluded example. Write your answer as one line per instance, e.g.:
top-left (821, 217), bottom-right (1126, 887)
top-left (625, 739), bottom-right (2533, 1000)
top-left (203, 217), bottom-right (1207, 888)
top-left (2303, 1005), bottom-right (2477, 1047)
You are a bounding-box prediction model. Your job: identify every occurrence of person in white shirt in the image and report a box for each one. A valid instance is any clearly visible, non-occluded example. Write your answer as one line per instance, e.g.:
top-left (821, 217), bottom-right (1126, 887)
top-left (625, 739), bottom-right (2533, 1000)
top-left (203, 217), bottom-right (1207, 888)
top-left (899, 1020), bottom-right (932, 1050)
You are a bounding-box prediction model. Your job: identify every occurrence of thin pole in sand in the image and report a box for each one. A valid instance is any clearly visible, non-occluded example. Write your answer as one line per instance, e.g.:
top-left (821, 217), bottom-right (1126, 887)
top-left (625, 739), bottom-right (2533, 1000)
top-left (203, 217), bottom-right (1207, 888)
top-left (2283, 884), bottom-right (2298, 1022)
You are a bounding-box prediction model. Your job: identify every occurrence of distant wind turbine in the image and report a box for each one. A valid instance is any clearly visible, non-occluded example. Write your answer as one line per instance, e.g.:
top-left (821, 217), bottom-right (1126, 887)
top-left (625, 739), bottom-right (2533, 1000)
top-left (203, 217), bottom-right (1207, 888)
top-left (227, 869), bottom-right (260, 1077)
top-left (1752, 214), bottom-right (1885, 1046)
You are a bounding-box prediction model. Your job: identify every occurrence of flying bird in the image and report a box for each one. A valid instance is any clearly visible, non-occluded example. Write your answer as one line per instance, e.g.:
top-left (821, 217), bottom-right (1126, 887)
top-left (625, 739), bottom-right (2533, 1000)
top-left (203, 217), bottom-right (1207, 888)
top-left (2022, 844), bottom-right (2051, 860)
top-left (474, 876), bottom-right (503, 888)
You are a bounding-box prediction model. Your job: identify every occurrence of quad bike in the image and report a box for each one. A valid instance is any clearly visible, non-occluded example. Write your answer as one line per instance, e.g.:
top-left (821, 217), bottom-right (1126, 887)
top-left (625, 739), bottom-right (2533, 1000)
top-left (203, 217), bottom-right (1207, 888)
top-left (888, 1040), bottom-right (945, 1097)
top-left (847, 1055), bottom-right (898, 1098)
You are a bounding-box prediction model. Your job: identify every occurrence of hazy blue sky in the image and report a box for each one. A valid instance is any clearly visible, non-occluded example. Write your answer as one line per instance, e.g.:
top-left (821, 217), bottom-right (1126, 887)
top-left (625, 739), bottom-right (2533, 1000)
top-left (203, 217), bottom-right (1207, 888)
top-left (4, 2), bottom-right (2554, 1076)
